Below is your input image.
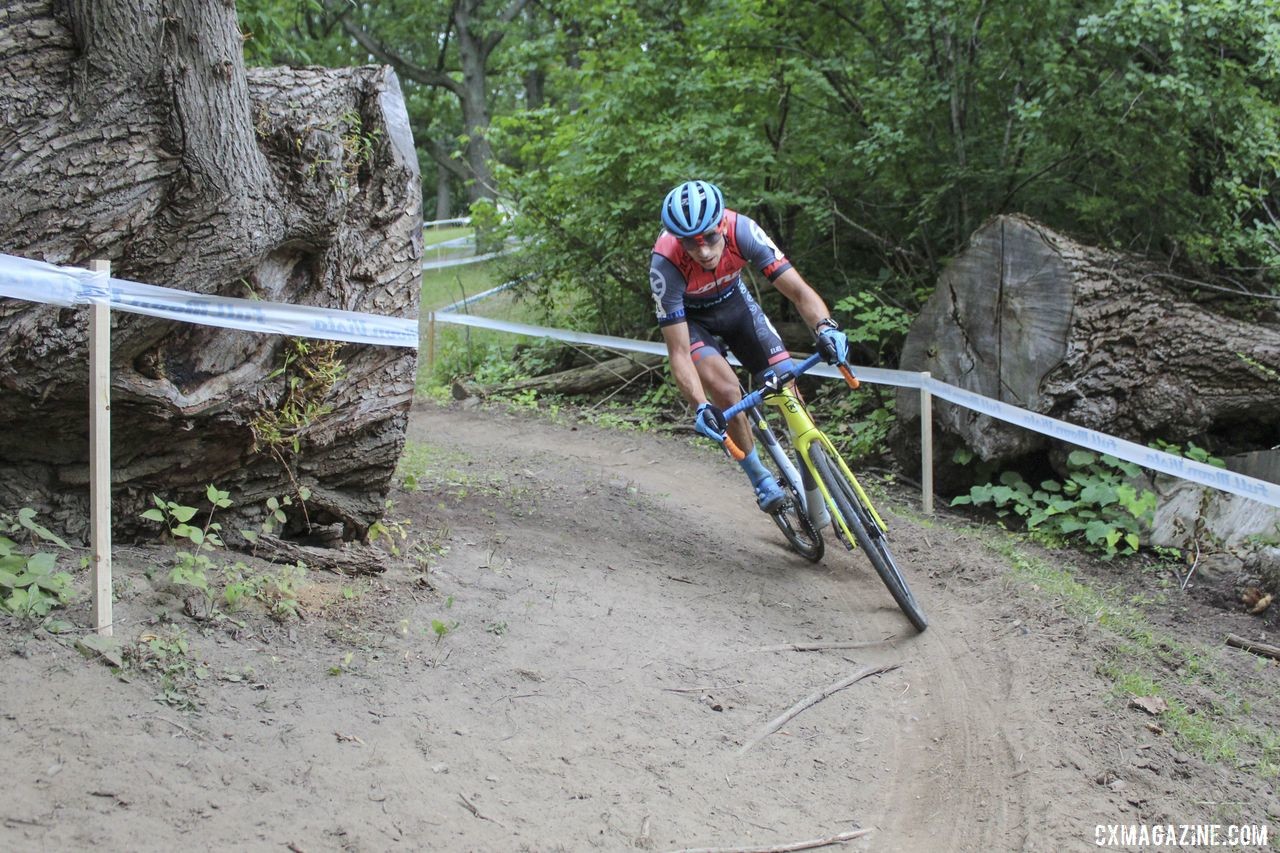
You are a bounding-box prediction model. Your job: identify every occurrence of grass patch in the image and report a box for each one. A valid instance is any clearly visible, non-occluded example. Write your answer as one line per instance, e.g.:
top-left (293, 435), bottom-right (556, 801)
top-left (422, 225), bottom-right (471, 248)
top-left (987, 534), bottom-right (1280, 780)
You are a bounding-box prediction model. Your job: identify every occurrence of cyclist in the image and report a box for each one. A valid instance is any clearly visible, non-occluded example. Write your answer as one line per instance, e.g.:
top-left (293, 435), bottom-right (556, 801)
top-left (650, 179), bottom-right (849, 513)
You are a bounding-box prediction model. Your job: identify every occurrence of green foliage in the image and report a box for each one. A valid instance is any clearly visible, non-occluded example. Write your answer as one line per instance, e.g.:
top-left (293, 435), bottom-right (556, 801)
top-left (952, 450), bottom-right (1157, 557)
top-left (0, 509), bottom-right (74, 619)
top-left (222, 561), bottom-right (306, 621)
top-left (125, 629), bottom-right (207, 711)
top-left (250, 338), bottom-right (345, 459)
top-left (141, 486), bottom-right (307, 622)
top-left (833, 292), bottom-right (913, 362)
top-left (1149, 439), bottom-right (1227, 468)
top-left (817, 386), bottom-right (897, 461)
top-left (368, 499), bottom-right (412, 557)
top-left (141, 486), bottom-right (232, 610)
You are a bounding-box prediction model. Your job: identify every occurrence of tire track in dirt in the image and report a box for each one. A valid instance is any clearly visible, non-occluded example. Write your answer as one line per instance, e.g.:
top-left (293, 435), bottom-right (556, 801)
top-left (408, 403), bottom-right (1038, 849)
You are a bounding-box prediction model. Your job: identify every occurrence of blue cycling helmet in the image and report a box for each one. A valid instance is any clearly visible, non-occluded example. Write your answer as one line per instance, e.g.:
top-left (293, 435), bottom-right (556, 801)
top-left (661, 180), bottom-right (725, 237)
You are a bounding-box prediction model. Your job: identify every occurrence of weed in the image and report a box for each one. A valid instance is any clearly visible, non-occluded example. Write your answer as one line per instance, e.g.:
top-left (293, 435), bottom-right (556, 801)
top-left (952, 450), bottom-right (1156, 558)
top-left (368, 498), bottom-right (412, 557)
top-left (0, 508), bottom-right (75, 619)
top-left (141, 485), bottom-right (231, 616)
top-left (329, 650), bottom-right (356, 676)
top-left (222, 561), bottom-right (306, 621)
top-left (142, 486), bottom-right (307, 622)
top-left (125, 628), bottom-right (207, 711)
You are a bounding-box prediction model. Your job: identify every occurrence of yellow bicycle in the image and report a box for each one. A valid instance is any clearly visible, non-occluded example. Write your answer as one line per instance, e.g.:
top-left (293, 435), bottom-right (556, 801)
top-left (723, 352), bottom-right (928, 632)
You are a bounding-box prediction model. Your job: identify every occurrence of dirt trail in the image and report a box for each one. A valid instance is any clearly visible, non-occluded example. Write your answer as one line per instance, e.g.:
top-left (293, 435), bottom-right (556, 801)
top-left (2, 400), bottom-right (1276, 852)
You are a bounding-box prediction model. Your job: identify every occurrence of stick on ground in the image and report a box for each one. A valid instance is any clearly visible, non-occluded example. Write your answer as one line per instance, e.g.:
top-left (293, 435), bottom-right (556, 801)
top-left (737, 663), bottom-right (900, 755)
top-left (750, 639), bottom-right (896, 653)
top-left (665, 827), bottom-right (873, 853)
top-left (1225, 633), bottom-right (1280, 661)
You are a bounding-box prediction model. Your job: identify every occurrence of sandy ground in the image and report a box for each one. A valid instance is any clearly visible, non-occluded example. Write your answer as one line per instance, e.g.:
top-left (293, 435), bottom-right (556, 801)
top-left (2, 399), bottom-right (1277, 852)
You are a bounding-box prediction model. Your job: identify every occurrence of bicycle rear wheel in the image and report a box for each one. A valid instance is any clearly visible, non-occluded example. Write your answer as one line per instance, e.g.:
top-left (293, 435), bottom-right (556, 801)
top-left (809, 445), bottom-right (928, 632)
top-left (751, 415), bottom-right (823, 562)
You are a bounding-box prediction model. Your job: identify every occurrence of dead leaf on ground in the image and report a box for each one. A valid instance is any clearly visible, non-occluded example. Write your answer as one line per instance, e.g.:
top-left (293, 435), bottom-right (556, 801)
top-left (1129, 695), bottom-right (1168, 716)
top-left (1241, 587), bottom-right (1272, 613)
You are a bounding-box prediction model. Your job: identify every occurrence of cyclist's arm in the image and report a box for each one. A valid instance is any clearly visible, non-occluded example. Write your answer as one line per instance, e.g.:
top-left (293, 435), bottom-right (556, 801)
top-left (660, 322), bottom-right (708, 408)
top-left (772, 267), bottom-right (835, 332)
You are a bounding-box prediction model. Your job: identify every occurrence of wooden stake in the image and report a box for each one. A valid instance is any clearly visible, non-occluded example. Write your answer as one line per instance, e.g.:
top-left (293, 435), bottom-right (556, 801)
top-left (919, 372), bottom-right (934, 515)
top-left (425, 310), bottom-right (436, 375)
top-left (88, 260), bottom-right (112, 636)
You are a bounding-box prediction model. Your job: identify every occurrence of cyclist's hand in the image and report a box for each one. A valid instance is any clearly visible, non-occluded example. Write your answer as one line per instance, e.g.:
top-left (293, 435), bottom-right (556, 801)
top-left (694, 402), bottom-right (728, 442)
top-left (817, 327), bottom-right (850, 366)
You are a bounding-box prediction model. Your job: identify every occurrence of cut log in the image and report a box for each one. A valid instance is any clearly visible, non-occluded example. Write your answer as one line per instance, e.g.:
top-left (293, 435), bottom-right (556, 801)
top-left (897, 215), bottom-right (1280, 469)
top-left (0, 2), bottom-right (421, 542)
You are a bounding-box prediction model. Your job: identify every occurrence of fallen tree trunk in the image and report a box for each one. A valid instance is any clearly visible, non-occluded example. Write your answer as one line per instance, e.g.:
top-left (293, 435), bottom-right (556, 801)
top-left (452, 353), bottom-right (665, 399)
top-left (0, 1), bottom-right (421, 542)
top-left (896, 215), bottom-right (1280, 472)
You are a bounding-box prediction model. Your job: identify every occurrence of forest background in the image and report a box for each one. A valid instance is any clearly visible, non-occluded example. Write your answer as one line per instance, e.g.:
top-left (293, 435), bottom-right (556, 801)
top-left (239, 0), bottom-right (1280, 353)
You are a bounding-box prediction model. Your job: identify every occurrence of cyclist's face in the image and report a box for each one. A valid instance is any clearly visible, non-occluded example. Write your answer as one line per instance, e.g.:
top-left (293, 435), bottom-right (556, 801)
top-left (679, 225), bottom-right (724, 269)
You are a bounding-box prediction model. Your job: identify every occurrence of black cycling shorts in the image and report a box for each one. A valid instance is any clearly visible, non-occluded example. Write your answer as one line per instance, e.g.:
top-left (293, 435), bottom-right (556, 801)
top-left (685, 282), bottom-right (793, 381)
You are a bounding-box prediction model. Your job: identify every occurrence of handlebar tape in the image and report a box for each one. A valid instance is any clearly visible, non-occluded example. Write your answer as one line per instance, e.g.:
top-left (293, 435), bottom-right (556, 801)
top-left (839, 364), bottom-right (860, 389)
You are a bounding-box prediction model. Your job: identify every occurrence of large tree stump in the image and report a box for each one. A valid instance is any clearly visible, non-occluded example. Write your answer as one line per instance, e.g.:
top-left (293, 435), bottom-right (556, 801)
top-left (0, 1), bottom-right (421, 541)
top-left (897, 215), bottom-right (1280, 472)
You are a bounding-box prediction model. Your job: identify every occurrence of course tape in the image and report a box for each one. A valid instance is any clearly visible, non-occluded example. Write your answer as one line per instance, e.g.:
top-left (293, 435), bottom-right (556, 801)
top-left (0, 252), bottom-right (418, 349)
top-left (431, 310), bottom-right (1280, 509)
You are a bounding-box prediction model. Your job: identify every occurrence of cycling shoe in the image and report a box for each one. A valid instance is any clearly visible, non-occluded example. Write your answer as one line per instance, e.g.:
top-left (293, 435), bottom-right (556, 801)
top-left (754, 478), bottom-right (787, 513)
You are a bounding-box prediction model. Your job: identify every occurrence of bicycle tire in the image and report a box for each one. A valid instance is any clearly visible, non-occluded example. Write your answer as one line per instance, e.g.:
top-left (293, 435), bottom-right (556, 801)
top-left (809, 444), bottom-right (928, 632)
top-left (751, 417), bottom-right (823, 562)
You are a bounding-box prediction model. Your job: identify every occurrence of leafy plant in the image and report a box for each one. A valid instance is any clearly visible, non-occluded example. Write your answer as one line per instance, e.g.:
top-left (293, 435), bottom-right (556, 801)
top-left (141, 485), bottom-right (231, 612)
top-left (221, 561), bottom-right (306, 621)
top-left (833, 291), bottom-right (913, 362)
top-left (141, 486), bottom-right (307, 622)
top-left (241, 490), bottom-right (310, 546)
top-left (0, 508), bottom-right (75, 618)
top-left (1149, 439), bottom-right (1227, 468)
top-left (952, 450), bottom-right (1157, 558)
top-left (368, 498), bottom-right (411, 557)
top-left (125, 629), bottom-right (208, 711)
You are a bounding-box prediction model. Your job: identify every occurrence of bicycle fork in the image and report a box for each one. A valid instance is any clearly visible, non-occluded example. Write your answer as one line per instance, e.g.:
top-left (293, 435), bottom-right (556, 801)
top-left (758, 397), bottom-right (830, 529)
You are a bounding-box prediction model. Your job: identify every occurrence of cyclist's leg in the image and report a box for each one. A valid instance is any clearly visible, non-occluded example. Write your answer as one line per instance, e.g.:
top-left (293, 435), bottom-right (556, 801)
top-left (687, 320), bottom-right (751, 450)
top-left (688, 317), bottom-right (784, 512)
top-left (716, 284), bottom-right (794, 385)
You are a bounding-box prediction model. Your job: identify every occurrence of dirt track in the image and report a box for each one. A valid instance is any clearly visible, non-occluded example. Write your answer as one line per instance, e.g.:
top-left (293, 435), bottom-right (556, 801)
top-left (2, 400), bottom-right (1277, 851)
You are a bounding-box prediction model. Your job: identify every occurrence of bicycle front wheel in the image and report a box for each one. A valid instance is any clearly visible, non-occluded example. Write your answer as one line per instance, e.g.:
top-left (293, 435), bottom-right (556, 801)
top-left (809, 444), bottom-right (928, 632)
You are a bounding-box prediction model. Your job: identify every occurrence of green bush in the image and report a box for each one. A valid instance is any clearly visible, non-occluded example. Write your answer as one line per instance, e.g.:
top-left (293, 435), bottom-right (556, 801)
top-left (952, 450), bottom-right (1157, 558)
top-left (0, 509), bottom-right (74, 618)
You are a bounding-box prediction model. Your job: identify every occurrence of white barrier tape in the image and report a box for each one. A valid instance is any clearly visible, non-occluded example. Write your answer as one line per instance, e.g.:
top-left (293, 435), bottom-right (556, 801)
top-left (1, 252), bottom-right (418, 349)
top-left (421, 251), bottom-right (504, 271)
top-left (434, 311), bottom-right (670, 358)
top-left (431, 310), bottom-right (1280, 508)
top-left (922, 379), bottom-right (1280, 509)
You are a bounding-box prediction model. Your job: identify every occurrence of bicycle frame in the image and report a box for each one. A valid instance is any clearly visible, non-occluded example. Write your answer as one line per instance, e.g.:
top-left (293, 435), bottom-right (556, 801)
top-left (723, 352), bottom-right (887, 542)
top-left (761, 385), bottom-right (889, 540)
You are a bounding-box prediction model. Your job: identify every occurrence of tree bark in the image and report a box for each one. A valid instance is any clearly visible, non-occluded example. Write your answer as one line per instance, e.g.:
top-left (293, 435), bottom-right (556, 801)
top-left (0, 0), bottom-right (422, 542)
top-left (896, 215), bottom-right (1280, 474)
